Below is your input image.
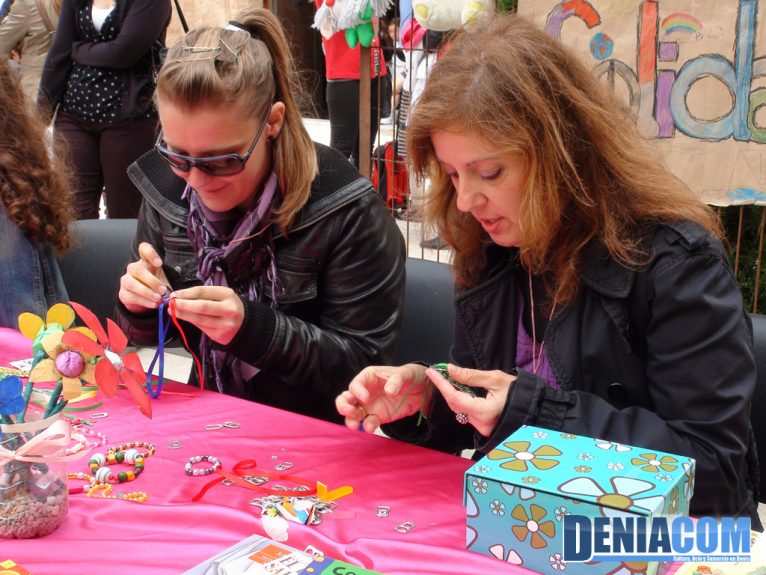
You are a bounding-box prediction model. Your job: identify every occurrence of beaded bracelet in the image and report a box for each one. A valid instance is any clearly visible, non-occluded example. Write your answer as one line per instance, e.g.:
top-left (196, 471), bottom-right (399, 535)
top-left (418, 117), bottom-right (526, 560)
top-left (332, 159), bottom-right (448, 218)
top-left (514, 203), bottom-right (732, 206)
top-left (65, 426), bottom-right (108, 456)
top-left (107, 441), bottom-right (155, 460)
top-left (185, 455), bottom-right (222, 476)
top-left (89, 451), bottom-right (146, 484)
top-left (87, 482), bottom-right (148, 503)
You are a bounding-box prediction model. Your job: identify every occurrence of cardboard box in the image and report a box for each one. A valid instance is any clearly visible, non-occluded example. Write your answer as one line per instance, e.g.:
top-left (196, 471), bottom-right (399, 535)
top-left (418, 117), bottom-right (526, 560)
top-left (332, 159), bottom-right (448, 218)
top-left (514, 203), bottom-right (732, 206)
top-left (465, 425), bottom-right (695, 574)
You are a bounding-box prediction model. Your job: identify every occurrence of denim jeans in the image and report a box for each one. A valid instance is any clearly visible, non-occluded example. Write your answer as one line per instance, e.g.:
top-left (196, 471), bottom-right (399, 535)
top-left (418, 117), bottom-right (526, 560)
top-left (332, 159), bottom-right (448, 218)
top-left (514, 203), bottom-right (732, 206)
top-left (0, 206), bottom-right (68, 327)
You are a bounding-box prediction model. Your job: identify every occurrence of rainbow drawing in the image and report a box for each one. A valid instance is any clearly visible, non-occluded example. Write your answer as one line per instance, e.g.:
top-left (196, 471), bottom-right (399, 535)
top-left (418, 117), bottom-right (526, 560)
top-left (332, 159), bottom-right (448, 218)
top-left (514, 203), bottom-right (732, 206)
top-left (661, 12), bottom-right (703, 37)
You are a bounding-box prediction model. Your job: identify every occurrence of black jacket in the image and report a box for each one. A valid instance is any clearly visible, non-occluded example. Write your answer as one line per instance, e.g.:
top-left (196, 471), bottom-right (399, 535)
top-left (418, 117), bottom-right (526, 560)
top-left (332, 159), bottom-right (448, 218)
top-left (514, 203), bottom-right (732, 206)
top-left (116, 143), bottom-right (406, 423)
top-left (388, 221), bottom-right (759, 522)
top-left (38, 0), bottom-right (170, 120)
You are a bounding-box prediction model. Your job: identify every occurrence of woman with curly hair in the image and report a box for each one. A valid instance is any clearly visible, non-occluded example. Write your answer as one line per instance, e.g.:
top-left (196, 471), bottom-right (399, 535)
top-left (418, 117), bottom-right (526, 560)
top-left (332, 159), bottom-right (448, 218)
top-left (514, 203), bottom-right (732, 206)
top-left (337, 14), bottom-right (760, 525)
top-left (0, 58), bottom-right (74, 326)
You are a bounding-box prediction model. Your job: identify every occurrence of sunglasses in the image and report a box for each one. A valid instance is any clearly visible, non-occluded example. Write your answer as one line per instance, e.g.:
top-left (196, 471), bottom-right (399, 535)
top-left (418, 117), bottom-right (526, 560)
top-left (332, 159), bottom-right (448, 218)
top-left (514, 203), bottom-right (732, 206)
top-left (155, 108), bottom-right (271, 177)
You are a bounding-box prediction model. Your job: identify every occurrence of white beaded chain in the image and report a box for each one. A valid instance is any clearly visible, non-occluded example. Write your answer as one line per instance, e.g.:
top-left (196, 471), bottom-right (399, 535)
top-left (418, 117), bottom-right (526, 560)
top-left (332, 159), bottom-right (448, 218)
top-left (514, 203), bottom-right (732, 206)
top-left (185, 455), bottom-right (222, 476)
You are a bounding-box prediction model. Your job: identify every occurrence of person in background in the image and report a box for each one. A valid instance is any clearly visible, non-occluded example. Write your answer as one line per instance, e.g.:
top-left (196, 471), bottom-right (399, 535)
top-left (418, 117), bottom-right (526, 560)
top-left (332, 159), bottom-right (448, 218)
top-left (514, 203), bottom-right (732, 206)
top-left (38, 0), bottom-right (171, 219)
top-left (0, 58), bottom-right (73, 326)
top-left (116, 8), bottom-right (406, 424)
top-left (0, 0), bottom-right (14, 22)
top-left (315, 0), bottom-right (386, 170)
top-left (0, 0), bottom-right (61, 102)
top-left (337, 14), bottom-right (761, 526)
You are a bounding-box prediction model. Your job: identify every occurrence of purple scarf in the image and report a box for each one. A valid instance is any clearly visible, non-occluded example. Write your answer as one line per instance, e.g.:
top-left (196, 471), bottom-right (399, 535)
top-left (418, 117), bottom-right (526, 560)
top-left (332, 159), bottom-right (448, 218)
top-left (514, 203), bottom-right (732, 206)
top-left (184, 171), bottom-right (280, 395)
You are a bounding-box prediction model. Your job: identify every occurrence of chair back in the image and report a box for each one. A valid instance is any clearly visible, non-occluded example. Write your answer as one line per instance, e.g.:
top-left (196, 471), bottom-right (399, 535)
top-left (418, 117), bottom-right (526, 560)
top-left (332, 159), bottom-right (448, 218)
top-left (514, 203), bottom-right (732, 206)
top-left (58, 219), bottom-right (137, 322)
top-left (392, 258), bottom-right (455, 366)
top-left (749, 313), bottom-right (766, 502)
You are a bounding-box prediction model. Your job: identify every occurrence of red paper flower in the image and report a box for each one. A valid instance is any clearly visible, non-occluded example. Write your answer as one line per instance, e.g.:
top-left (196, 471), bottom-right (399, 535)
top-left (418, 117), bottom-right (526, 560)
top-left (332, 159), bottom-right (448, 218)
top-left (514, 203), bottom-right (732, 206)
top-left (62, 302), bottom-right (151, 419)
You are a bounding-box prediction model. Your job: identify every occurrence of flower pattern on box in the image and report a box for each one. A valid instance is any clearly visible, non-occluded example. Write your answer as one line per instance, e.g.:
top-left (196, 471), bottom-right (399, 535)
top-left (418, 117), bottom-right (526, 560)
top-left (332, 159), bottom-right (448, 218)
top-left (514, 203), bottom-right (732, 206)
top-left (605, 561), bottom-right (649, 575)
top-left (489, 499), bottom-right (506, 516)
top-left (500, 483), bottom-right (536, 500)
top-left (550, 552), bottom-right (567, 571)
top-left (631, 453), bottom-right (678, 473)
top-left (594, 439), bottom-right (633, 452)
top-left (554, 506), bottom-right (569, 522)
top-left (487, 441), bottom-right (563, 472)
top-left (488, 544), bottom-right (523, 564)
top-left (558, 476), bottom-right (666, 517)
top-left (472, 478), bottom-right (488, 494)
top-left (682, 461), bottom-right (695, 501)
top-left (511, 503), bottom-right (556, 549)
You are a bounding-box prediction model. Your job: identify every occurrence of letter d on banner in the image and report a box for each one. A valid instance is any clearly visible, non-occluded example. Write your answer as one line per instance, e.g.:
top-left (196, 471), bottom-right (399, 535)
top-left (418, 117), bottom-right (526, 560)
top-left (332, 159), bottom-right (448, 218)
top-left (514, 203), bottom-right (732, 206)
top-left (564, 515), bottom-right (592, 561)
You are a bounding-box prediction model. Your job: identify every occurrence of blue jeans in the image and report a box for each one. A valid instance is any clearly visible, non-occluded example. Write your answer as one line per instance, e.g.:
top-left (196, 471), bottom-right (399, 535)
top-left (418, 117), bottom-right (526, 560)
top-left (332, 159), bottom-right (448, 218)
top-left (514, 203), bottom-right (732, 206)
top-left (0, 206), bottom-right (68, 327)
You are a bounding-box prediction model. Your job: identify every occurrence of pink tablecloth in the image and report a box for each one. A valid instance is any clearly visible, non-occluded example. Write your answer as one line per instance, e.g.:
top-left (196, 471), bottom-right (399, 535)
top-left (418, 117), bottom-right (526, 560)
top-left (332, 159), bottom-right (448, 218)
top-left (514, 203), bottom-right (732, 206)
top-left (1, 328), bottom-right (529, 574)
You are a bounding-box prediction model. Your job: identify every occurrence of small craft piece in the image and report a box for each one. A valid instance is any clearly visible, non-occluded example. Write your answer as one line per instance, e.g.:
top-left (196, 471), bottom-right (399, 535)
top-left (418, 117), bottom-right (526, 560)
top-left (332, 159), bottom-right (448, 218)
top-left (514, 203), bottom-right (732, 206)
top-left (430, 363), bottom-right (479, 397)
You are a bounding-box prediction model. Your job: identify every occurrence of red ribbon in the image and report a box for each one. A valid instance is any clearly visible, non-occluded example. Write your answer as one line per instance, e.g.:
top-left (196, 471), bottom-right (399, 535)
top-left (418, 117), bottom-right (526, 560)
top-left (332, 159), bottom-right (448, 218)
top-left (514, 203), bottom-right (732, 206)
top-left (191, 459), bottom-right (317, 502)
top-left (168, 298), bottom-right (204, 391)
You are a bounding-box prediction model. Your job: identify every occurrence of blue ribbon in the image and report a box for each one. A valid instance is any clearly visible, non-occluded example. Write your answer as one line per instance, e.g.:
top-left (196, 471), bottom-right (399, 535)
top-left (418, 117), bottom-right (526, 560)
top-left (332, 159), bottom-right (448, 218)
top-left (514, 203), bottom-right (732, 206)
top-left (146, 298), bottom-right (172, 399)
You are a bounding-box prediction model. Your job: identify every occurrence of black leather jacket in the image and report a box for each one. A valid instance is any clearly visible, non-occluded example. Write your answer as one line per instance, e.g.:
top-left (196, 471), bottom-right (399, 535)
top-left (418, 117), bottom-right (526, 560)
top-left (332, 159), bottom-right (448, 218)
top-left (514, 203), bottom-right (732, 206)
top-left (117, 143), bottom-right (406, 423)
top-left (387, 221), bottom-right (759, 522)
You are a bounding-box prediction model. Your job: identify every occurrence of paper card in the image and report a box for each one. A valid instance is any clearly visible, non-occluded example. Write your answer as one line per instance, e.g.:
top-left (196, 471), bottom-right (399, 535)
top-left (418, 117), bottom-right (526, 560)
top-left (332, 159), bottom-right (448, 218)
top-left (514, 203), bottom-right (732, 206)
top-left (9, 358), bottom-right (33, 371)
top-left (136, 346), bottom-right (192, 384)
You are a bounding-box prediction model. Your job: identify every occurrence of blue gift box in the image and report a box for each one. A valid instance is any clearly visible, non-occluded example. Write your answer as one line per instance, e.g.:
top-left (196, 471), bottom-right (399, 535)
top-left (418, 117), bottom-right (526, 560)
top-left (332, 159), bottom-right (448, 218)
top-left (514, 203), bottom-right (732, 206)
top-left (464, 425), bottom-right (695, 574)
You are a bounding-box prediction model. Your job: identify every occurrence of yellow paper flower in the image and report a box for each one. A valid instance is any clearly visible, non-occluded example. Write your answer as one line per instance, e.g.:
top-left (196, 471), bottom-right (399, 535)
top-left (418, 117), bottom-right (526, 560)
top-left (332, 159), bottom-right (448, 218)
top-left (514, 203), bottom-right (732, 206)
top-left (29, 329), bottom-right (98, 400)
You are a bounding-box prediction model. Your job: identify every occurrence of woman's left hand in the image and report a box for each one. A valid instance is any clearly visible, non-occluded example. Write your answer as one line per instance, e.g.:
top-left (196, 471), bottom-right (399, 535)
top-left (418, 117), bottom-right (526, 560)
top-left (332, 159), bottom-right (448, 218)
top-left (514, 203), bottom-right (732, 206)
top-left (426, 364), bottom-right (516, 437)
top-left (168, 286), bottom-right (245, 345)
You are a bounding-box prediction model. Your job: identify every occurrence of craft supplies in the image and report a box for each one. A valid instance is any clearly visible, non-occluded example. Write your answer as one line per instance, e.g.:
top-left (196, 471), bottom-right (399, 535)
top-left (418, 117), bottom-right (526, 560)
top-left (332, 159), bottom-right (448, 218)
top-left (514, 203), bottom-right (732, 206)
top-left (394, 521), bottom-right (416, 534)
top-left (65, 426), bottom-right (108, 456)
top-left (107, 440), bottom-right (155, 460)
top-left (203, 421), bottom-right (240, 430)
top-left (145, 295), bottom-right (204, 398)
top-left (185, 455), bottom-right (222, 476)
top-left (190, 459), bottom-right (321, 500)
top-left (86, 441), bottom-right (155, 484)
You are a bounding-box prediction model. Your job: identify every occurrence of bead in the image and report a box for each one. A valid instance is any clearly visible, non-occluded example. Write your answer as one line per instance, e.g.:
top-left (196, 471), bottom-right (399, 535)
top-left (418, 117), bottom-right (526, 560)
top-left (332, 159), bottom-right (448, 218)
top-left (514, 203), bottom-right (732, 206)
top-left (90, 453), bottom-right (106, 467)
top-left (94, 467), bottom-right (112, 483)
top-left (123, 448), bottom-right (139, 464)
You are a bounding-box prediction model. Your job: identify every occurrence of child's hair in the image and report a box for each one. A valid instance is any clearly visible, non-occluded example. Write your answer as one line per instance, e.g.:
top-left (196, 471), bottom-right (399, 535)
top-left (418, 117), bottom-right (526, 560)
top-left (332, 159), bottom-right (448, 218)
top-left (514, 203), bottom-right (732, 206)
top-left (0, 60), bottom-right (73, 253)
top-left (408, 14), bottom-right (721, 301)
top-left (156, 8), bottom-right (317, 234)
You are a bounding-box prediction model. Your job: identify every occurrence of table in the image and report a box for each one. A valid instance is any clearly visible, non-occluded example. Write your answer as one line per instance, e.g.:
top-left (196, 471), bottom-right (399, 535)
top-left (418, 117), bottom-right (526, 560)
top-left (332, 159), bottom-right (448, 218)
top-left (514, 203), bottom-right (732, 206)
top-left (1, 328), bottom-right (527, 574)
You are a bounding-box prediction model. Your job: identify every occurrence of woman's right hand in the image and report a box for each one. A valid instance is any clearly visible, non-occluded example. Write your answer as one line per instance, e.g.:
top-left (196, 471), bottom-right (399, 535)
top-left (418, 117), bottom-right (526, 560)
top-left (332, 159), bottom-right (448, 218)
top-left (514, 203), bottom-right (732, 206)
top-left (118, 242), bottom-right (170, 313)
top-left (336, 364), bottom-right (430, 433)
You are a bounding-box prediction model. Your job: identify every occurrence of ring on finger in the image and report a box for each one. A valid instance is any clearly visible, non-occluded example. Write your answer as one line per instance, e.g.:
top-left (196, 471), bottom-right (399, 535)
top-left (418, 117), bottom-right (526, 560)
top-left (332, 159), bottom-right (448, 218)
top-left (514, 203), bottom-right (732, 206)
top-left (455, 412), bottom-right (469, 425)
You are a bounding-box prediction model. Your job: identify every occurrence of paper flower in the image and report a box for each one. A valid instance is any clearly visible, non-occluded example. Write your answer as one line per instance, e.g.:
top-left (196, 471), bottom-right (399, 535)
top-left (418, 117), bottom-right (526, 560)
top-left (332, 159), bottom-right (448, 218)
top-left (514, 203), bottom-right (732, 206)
top-left (0, 375), bottom-right (24, 415)
top-left (62, 302), bottom-right (151, 419)
top-left (28, 326), bottom-right (98, 400)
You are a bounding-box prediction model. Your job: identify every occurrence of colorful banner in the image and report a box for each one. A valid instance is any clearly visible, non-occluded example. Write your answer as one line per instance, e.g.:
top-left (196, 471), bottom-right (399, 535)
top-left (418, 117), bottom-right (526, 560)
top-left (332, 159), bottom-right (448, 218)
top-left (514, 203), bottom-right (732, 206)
top-left (518, 1), bottom-right (766, 206)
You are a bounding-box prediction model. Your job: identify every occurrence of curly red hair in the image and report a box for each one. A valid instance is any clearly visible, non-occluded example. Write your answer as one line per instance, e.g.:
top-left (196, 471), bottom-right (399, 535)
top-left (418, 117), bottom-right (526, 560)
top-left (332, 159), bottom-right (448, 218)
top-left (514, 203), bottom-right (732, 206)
top-left (0, 59), bottom-right (74, 254)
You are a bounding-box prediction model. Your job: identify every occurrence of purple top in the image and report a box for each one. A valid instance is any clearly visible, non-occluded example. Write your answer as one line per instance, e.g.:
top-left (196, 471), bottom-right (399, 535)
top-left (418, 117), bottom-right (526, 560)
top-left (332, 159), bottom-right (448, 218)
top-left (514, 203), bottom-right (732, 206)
top-left (515, 294), bottom-right (559, 389)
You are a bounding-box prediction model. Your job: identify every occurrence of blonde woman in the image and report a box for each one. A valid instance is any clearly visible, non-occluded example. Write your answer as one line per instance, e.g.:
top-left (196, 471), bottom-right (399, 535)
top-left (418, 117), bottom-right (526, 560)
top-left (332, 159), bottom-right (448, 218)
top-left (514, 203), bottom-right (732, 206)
top-left (0, 0), bottom-right (60, 101)
top-left (338, 15), bottom-right (759, 525)
top-left (117, 9), bottom-right (406, 424)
